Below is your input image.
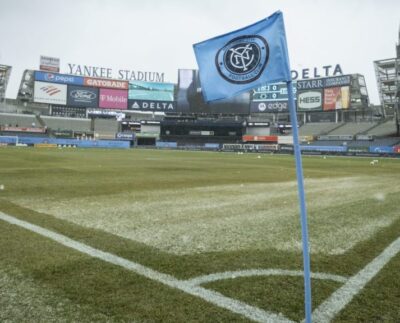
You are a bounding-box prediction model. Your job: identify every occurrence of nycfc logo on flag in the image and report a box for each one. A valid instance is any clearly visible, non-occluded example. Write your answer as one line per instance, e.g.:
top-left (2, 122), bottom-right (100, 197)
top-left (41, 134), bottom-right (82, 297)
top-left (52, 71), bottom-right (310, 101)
top-left (216, 35), bottom-right (269, 84)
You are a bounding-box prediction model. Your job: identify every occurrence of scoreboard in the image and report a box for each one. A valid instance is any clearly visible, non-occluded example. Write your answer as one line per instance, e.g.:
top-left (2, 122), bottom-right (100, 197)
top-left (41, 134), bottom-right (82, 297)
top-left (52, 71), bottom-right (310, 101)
top-left (250, 82), bottom-right (297, 113)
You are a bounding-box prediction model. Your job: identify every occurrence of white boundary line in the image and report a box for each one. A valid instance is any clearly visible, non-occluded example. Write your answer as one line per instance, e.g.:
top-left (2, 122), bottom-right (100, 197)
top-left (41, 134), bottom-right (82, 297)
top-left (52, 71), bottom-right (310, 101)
top-left (2, 211), bottom-right (399, 323)
top-left (184, 269), bottom-right (347, 286)
top-left (312, 235), bottom-right (400, 322)
top-left (0, 211), bottom-right (292, 323)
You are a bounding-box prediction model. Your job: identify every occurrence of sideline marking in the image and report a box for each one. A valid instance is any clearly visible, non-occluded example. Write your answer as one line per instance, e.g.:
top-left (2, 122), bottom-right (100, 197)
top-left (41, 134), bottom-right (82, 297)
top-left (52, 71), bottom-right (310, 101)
top-left (312, 235), bottom-right (400, 322)
top-left (0, 212), bottom-right (292, 323)
top-left (2, 211), bottom-right (399, 323)
top-left (185, 269), bottom-right (347, 286)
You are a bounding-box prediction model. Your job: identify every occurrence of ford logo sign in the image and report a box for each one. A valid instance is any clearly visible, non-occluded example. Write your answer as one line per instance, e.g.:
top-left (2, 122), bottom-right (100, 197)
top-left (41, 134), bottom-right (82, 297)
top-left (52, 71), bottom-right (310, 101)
top-left (70, 90), bottom-right (96, 100)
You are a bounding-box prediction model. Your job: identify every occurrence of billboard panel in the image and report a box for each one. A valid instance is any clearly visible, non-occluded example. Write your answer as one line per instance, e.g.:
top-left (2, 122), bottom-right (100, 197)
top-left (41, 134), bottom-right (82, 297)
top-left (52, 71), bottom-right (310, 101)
top-left (297, 75), bottom-right (351, 91)
top-left (128, 80), bottom-right (176, 112)
top-left (84, 77), bottom-right (128, 90)
top-left (99, 88), bottom-right (128, 109)
top-left (35, 71), bottom-right (84, 85)
top-left (177, 69), bottom-right (249, 114)
top-left (128, 81), bottom-right (174, 101)
top-left (34, 81), bottom-right (67, 105)
top-left (67, 85), bottom-right (98, 108)
top-left (39, 55), bottom-right (60, 72)
top-left (250, 82), bottom-right (296, 113)
top-left (128, 99), bottom-right (176, 112)
top-left (297, 89), bottom-right (323, 111)
top-left (323, 86), bottom-right (350, 111)
top-left (324, 75), bottom-right (351, 87)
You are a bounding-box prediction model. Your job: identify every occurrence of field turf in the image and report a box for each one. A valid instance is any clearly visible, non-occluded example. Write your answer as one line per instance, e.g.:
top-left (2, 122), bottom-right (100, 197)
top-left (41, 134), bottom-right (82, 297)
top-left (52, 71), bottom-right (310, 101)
top-left (0, 147), bottom-right (399, 322)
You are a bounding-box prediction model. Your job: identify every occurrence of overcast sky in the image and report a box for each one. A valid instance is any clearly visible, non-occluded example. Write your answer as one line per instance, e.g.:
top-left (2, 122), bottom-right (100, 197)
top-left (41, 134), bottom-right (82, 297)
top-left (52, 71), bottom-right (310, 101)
top-left (1, 0), bottom-right (399, 104)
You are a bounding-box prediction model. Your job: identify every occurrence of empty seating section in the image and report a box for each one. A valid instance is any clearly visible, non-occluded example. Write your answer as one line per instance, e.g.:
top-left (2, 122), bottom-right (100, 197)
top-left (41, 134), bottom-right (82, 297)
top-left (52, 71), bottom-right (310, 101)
top-left (0, 113), bottom-right (37, 127)
top-left (94, 119), bottom-right (119, 137)
top-left (41, 116), bottom-right (91, 132)
top-left (299, 122), bottom-right (341, 136)
top-left (366, 120), bottom-right (397, 137)
top-left (327, 122), bottom-right (376, 136)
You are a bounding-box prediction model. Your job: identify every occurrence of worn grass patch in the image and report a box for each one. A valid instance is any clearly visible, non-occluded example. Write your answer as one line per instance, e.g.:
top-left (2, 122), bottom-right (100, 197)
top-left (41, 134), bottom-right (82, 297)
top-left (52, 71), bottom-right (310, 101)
top-left (0, 148), bottom-right (400, 322)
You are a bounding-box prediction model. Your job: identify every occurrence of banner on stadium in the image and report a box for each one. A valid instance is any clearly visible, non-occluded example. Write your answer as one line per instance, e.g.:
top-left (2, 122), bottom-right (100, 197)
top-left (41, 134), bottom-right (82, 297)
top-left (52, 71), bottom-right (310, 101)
top-left (348, 147), bottom-right (369, 153)
top-left (242, 135), bottom-right (278, 142)
top-left (99, 88), bottom-right (128, 109)
top-left (84, 77), bottom-right (128, 90)
top-left (369, 146), bottom-right (394, 154)
top-left (115, 132), bottom-right (134, 140)
top-left (67, 85), bottom-right (98, 108)
top-left (39, 56), bottom-right (60, 73)
top-left (300, 145), bottom-right (347, 152)
top-left (128, 99), bottom-right (176, 112)
top-left (297, 89), bottom-right (323, 111)
top-left (128, 80), bottom-right (174, 101)
top-left (323, 86), bottom-right (350, 110)
top-left (297, 75), bottom-right (351, 90)
top-left (128, 80), bottom-right (176, 111)
top-left (35, 71), bottom-right (83, 85)
top-left (34, 81), bottom-right (67, 105)
top-left (1, 126), bottom-right (46, 133)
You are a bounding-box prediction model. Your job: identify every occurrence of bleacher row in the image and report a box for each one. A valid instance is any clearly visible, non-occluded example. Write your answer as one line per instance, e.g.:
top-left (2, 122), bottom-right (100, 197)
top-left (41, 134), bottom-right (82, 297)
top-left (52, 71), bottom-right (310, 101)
top-left (0, 112), bottom-right (119, 138)
top-left (298, 120), bottom-right (396, 137)
top-left (0, 112), bottom-right (399, 148)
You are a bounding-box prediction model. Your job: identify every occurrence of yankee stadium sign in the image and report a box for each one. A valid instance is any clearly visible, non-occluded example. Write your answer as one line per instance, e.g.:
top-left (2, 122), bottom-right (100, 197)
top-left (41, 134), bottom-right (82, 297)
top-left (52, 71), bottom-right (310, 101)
top-left (67, 63), bottom-right (165, 82)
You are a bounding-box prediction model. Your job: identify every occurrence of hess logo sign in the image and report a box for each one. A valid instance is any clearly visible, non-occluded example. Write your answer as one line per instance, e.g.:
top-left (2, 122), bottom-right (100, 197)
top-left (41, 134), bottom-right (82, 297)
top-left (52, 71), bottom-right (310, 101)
top-left (298, 91), bottom-right (322, 109)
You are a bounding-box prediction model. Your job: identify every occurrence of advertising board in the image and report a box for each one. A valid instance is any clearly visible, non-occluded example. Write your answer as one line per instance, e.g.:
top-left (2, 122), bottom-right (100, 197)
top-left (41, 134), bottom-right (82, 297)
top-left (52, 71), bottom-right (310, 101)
top-left (297, 75), bottom-right (351, 90)
top-left (39, 56), bottom-right (60, 72)
top-left (323, 86), bottom-right (350, 110)
top-left (99, 88), bottom-right (128, 109)
top-left (84, 77), bottom-right (128, 90)
top-left (297, 89), bottom-right (323, 111)
top-left (67, 85), bottom-right (98, 107)
top-left (35, 71), bottom-right (83, 85)
top-left (128, 80), bottom-right (176, 112)
top-left (115, 133), bottom-right (134, 140)
top-left (34, 81), bottom-right (67, 105)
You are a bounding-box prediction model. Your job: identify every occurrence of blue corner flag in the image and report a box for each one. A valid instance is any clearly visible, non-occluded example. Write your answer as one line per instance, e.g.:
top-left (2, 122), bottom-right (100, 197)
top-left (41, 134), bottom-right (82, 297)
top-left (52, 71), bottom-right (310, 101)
top-left (193, 11), bottom-right (291, 102)
top-left (193, 11), bottom-right (313, 323)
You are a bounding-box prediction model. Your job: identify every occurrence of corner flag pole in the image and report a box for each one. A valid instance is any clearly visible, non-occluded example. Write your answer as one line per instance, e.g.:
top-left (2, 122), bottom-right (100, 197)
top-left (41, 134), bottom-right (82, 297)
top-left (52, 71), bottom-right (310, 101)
top-left (286, 80), bottom-right (312, 323)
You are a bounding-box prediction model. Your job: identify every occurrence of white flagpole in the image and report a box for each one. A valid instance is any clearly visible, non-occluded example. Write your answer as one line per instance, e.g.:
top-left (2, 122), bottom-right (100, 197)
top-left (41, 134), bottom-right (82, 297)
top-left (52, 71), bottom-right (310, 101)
top-left (286, 80), bottom-right (312, 323)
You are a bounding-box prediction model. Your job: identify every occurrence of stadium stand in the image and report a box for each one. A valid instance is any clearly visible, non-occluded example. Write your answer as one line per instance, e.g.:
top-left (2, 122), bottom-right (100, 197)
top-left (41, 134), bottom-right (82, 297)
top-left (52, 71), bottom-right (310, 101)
top-left (0, 99), bottom-right (49, 115)
top-left (94, 118), bottom-right (120, 139)
top-left (0, 112), bottom-right (37, 127)
top-left (327, 122), bottom-right (377, 136)
top-left (41, 116), bottom-right (91, 132)
top-left (363, 119), bottom-right (397, 136)
top-left (311, 137), bottom-right (399, 147)
top-left (298, 122), bottom-right (343, 136)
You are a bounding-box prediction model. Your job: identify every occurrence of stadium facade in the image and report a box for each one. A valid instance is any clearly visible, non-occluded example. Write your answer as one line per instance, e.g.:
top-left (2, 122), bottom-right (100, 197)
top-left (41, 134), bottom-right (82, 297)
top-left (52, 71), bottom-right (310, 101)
top-left (0, 30), bottom-right (399, 155)
top-left (374, 28), bottom-right (400, 134)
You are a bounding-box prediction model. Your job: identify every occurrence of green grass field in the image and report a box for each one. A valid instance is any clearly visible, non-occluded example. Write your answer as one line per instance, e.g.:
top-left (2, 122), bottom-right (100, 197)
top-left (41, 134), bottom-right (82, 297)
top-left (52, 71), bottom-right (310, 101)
top-left (0, 147), bottom-right (399, 322)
